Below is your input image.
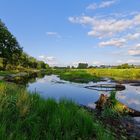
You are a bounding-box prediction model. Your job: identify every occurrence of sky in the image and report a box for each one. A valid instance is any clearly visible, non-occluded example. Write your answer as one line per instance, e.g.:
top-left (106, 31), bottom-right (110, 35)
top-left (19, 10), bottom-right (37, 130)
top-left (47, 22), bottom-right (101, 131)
top-left (0, 0), bottom-right (140, 66)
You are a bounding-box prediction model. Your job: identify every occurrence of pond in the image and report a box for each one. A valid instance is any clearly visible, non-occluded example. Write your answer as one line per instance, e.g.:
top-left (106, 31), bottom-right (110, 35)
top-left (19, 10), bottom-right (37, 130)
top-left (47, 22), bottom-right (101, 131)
top-left (27, 75), bottom-right (140, 113)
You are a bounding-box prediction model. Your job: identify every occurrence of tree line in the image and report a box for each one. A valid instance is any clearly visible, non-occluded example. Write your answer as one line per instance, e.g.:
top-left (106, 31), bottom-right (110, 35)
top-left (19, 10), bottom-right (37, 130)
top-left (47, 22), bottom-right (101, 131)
top-left (0, 20), bottom-right (49, 70)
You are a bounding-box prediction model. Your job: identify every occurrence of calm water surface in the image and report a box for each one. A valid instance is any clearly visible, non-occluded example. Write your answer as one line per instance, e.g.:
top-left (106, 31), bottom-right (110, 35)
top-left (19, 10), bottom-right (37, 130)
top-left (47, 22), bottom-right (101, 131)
top-left (27, 75), bottom-right (140, 112)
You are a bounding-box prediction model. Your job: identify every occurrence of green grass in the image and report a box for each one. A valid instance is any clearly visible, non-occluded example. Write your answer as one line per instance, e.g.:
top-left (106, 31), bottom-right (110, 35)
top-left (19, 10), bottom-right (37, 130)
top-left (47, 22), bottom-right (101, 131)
top-left (52, 69), bottom-right (101, 83)
top-left (51, 68), bottom-right (140, 83)
top-left (0, 82), bottom-right (114, 140)
top-left (86, 68), bottom-right (140, 80)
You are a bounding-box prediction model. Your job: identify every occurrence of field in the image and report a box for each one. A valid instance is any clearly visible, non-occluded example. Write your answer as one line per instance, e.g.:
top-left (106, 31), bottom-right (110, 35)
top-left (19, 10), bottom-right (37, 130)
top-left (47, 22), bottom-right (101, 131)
top-left (86, 68), bottom-right (140, 80)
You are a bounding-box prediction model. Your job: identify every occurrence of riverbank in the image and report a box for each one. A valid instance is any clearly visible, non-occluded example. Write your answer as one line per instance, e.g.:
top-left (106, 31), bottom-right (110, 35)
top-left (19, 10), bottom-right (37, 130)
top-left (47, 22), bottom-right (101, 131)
top-left (1, 68), bottom-right (140, 84)
top-left (50, 69), bottom-right (101, 83)
top-left (48, 68), bottom-right (140, 84)
top-left (0, 82), bottom-right (114, 140)
top-left (86, 68), bottom-right (140, 81)
top-left (0, 69), bottom-right (47, 84)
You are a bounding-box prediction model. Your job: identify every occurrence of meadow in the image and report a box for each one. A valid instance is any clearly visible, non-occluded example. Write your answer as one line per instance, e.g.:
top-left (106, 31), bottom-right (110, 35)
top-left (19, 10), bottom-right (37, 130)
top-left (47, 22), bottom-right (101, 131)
top-left (86, 68), bottom-right (140, 80)
top-left (50, 68), bottom-right (140, 84)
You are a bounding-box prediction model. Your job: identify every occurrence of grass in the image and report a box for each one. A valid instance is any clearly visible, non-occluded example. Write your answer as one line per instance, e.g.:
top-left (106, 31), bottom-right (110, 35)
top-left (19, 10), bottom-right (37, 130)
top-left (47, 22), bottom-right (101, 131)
top-left (52, 69), bottom-right (101, 83)
top-left (86, 68), bottom-right (140, 80)
top-left (51, 68), bottom-right (140, 83)
top-left (0, 82), bottom-right (114, 140)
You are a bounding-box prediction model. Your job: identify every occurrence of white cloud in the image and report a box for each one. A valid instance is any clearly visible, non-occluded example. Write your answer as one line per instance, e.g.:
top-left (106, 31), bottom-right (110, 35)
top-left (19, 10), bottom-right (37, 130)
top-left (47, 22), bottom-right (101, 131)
top-left (46, 32), bottom-right (61, 38)
top-left (92, 61), bottom-right (103, 66)
top-left (99, 0), bottom-right (116, 8)
top-left (117, 60), bottom-right (123, 64)
top-left (39, 55), bottom-right (57, 66)
top-left (86, 3), bottom-right (97, 10)
top-left (99, 38), bottom-right (126, 47)
top-left (126, 33), bottom-right (140, 40)
top-left (86, 0), bottom-right (116, 10)
top-left (68, 13), bottom-right (140, 38)
top-left (127, 59), bottom-right (140, 64)
top-left (128, 44), bottom-right (140, 56)
top-left (117, 59), bottom-right (140, 64)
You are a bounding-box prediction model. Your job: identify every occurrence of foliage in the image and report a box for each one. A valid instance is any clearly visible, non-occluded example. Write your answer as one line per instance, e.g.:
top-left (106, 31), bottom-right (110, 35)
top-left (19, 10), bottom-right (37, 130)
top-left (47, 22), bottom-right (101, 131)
top-left (0, 82), bottom-right (114, 140)
top-left (0, 20), bottom-right (22, 69)
top-left (116, 63), bottom-right (134, 69)
top-left (78, 63), bottom-right (88, 69)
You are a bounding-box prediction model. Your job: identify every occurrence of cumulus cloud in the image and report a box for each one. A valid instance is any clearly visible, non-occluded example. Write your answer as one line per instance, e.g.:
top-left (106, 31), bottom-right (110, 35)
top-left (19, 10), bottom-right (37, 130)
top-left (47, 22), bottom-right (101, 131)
top-left (126, 33), bottom-right (140, 40)
top-left (68, 13), bottom-right (140, 38)
top-left (86, 0), bottom-right (116, 10)
top-left (46, 32), bottom-right (61, 38)
top-left (117, 59), bottom-right (140, 64)
top-left (92, 61), bottom-right (103, 66)
top-left (128, 44), bottom-right (140, 56)
top-left (39, 55), bottom-right (57, 66)
top-left (99, 38), bottom-right (126, 47)
top-left (127, 59), bottom-right (140, 64)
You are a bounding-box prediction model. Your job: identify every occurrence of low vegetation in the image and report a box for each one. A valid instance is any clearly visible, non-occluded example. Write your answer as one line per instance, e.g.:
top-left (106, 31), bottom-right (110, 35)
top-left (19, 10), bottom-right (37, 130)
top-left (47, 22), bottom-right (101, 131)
top-left (52, 69), bottom-right (101, 83)
top-left (87, 68), bottom-right (140, 80)
top-left (0, 82), bottom-right (114, 140)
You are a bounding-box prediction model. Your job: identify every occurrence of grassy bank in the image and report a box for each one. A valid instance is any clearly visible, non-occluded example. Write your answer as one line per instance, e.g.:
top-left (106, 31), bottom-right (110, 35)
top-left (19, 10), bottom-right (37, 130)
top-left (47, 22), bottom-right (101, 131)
top-left (52, 69), bottom-right (101, 83)
top-left (0, 82), bottom-right (113, 140)
top-left (86, 68), bottom-right (140, 80)
top-left (50, 68), bottom-right (140, 83)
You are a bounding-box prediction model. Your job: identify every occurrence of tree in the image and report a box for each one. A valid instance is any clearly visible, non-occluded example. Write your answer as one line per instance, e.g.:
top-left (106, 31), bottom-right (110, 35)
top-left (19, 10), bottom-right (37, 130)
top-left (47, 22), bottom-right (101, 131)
top-left (77, 63), bottom-right (88, 69)
top-left (37, 61), bottom-right (46, 69)
top-left (0, 20), bottom-right (22, 69)
top-left (117, 63), bottom-right (134, 69)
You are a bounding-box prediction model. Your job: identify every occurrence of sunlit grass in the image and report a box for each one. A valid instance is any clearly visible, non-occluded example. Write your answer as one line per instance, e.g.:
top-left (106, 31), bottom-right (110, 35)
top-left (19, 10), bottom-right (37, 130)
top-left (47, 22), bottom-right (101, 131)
top-left (53, 69), bottom-right (100, 83)
top-left (86, 68), bottom-right (140, 80)
top-left (0, 82), bottom-right (114, 140)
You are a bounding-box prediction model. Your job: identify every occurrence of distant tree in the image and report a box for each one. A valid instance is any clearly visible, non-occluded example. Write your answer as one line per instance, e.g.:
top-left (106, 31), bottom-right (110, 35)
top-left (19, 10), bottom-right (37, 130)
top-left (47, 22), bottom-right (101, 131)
top-left (0, 20), bottom-right (22, 69)
top-left (88, 65), bottom-right (94, 68)
top-left (117, 63), bottom-right (134, 69)
top-left (67, 66), bottom-right (71, 69)
top-left (71, 66), bottom-right (75, 69)
top-left (77, 63), bottom-right (88, 69)
top-left (37, 61), bottom-right (46, 69)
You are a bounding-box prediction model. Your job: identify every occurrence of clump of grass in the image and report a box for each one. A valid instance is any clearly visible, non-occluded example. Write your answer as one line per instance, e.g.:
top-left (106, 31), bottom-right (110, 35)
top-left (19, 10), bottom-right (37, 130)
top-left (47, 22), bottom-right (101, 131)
top-left (0, 82), bottom-right (114, 140)
top-left (101, 91), bottom-right (128, 119)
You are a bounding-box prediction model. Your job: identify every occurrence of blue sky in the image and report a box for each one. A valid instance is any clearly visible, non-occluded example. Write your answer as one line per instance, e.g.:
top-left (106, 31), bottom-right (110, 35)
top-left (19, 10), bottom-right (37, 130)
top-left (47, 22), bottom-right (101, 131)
top-left (0, 0), bottom-right (140, 66)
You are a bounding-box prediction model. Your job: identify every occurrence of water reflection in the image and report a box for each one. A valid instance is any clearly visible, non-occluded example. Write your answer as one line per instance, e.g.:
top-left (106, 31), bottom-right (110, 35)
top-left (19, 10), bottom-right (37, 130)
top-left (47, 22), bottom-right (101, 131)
top-left (27, 75), bottom-right (140, 113)
top-left (5, 72), bottom-right (46, 86)
top-left (117, 85), bottom-right (140, 111)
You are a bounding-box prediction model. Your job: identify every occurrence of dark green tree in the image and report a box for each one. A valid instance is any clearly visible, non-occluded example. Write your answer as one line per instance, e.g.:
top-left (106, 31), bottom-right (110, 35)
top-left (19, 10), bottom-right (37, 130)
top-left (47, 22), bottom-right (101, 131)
top-left (77, 63), bottom-right (88, 69)
top-left (0, 20), bottom-right (22, 69)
